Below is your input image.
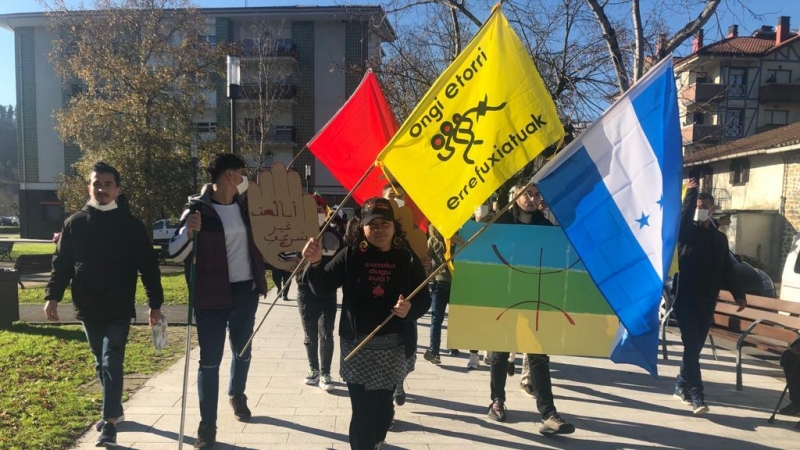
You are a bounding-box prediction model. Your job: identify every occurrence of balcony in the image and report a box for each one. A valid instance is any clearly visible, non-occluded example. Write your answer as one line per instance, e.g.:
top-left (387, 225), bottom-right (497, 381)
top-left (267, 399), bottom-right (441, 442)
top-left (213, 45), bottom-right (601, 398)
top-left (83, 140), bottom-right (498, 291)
top-left (240, 83), bottom-right (297, 101)
top-left (756, 123), bottom-right (788, 134)
top-left (760, 83), bottom-right (800, 104)
top-left (233, 39), bottom-right (297, 59)
top-left (681, 123), bottom-right (723, 145)
top-left (248, 126), bottom-right (297, 145)
top-left (681, 83), bottom-right (726, 106)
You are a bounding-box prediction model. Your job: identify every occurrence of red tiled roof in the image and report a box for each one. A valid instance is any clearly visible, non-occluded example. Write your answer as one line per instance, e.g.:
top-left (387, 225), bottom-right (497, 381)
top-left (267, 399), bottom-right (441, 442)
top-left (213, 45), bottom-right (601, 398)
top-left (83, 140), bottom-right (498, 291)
top-left (684, 121), bottom-right (800, 165)
top-left (697, 37), bottom-right (776, 56)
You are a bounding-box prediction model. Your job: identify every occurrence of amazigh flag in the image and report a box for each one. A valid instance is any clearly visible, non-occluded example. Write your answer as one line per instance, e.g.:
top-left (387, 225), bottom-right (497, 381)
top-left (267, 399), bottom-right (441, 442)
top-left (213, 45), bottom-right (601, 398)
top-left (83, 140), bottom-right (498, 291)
top-left (376, 8), bottom-right (563, 239)
top-left (448, 222), bottom-right (619, 355)
top-left (307, 71), bottom-right (429, 232)
top-left (533, 56), bottom-right (683, 376)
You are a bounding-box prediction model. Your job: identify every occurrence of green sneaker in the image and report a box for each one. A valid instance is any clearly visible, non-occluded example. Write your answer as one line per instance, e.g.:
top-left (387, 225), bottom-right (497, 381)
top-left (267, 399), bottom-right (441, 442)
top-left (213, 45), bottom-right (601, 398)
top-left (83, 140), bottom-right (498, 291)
top-left (304, 369), bottom-right (320, 386)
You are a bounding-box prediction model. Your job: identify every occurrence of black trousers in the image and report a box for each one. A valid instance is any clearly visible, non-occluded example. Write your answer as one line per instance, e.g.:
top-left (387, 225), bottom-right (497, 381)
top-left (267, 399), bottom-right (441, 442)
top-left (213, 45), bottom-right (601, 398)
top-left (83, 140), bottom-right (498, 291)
top-left (297, 291), bottom-right (336, 374)
top-left (489, 352), bottom-right (556, 419)
top-left (781, 349), bottom-right (800, 404)
top-left (347, 383), bottom-right (394, 450)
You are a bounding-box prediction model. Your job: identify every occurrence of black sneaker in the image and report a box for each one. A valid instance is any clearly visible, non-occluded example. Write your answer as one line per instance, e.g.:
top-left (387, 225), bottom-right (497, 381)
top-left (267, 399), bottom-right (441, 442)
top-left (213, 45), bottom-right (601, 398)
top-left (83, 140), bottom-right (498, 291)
top-left (691, 394), bottom-right (709, 415)
top-left (449, 349), bottom-right (461, 357)
top-left (194, 421), bottom-right (216, 449)
top-left (487, 399), bottom-right (507, 422)
top-left (388, 408), bottom-right (395, 431)
top-left (673, 386), bottom-right (691, 405)
top-left (423, 349), bottom-right (441, 365)
top-left (540, 412), bottom-right (575, 436)
top-left (779, 402), bottom-right (800, 416)
top-left (96, 422), bottom-right (117, 448)
top-left (230, 394), bottom-right (251, 422)
top-left (507, 358), bottom-right (515, 377)
top-left (394, 385), bottom-right (406, 406)
top-left (95, 414), bottom-right (125, 432)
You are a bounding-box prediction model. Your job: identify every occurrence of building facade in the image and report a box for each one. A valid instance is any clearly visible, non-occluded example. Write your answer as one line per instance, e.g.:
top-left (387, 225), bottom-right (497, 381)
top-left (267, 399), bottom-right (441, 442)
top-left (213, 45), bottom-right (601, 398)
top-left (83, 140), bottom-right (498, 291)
top-left (0, 6), bottom-right (394, 238)
top-left (676, 17), bottom-right (800, 160)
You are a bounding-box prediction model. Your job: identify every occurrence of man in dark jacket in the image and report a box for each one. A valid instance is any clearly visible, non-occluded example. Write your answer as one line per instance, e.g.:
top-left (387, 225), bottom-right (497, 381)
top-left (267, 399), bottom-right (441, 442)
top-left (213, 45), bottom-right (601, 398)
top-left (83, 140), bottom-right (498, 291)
top-left (169, 153), bottom-right (267, 449)
top-left (674, 178), bottom-right (746, 415)
top-left (44, 162), bottom-right (164, 448)
top-left (487, 181), bottom-right (575, 436)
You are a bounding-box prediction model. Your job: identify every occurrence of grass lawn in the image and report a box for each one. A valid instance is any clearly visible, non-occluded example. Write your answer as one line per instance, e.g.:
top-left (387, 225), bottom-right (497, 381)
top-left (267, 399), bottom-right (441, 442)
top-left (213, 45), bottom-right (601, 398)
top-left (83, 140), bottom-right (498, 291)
top-left (18, 271), bottom-right (191, 305)
top-left (0, 323), bottom-right (195, 450)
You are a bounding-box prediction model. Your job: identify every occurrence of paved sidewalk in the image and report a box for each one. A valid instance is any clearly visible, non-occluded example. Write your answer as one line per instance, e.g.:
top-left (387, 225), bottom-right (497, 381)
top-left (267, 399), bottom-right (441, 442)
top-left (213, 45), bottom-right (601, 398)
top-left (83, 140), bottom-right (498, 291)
top-left (70, 284), bottom-right (800, 449)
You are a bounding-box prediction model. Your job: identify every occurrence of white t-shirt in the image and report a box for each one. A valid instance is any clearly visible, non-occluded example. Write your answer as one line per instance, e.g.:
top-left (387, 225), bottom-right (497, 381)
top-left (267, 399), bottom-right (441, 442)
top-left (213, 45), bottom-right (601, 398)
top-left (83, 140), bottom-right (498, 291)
top-left (212, 202), bottom-right (253, 283)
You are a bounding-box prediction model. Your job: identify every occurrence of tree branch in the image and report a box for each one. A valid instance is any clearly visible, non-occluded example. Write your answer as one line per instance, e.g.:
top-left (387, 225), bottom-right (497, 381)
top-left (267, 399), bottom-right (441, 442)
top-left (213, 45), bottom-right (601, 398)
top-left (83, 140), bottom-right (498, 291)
top-left (632, 0), bottom-right (643, 82)
top-left (586, 0), bottom-right (630, 93)
top-left (660, 0), bottom-right (721, 60)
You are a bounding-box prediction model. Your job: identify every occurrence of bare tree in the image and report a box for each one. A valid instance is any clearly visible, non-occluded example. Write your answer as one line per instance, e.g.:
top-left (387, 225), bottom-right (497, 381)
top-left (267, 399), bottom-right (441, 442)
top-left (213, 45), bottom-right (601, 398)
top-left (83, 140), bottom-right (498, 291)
top-left (234, 20), bottom-right (297, 170)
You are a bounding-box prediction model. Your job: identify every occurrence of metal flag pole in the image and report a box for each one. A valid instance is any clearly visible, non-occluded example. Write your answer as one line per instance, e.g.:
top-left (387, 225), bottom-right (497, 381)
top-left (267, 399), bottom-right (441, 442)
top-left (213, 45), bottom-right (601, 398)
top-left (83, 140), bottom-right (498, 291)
top-left (344, 179), bottom-right (537, 361)
top-left (178, 230), bottom-right (199, 448)
top-left (238, 164), bottom-right (376, 358)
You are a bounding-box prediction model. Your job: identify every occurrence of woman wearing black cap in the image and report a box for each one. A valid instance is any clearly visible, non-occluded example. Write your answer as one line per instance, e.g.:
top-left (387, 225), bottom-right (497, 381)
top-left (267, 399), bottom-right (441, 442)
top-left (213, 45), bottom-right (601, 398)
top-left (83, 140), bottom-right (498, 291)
top-left (302, 196), bottom-right (431, 450)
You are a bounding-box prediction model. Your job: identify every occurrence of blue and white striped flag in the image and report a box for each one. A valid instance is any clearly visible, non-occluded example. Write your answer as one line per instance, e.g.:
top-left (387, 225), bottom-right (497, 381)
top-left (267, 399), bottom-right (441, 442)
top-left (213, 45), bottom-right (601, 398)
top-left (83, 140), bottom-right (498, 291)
top-left (533, 56), bottom-right (683, 376)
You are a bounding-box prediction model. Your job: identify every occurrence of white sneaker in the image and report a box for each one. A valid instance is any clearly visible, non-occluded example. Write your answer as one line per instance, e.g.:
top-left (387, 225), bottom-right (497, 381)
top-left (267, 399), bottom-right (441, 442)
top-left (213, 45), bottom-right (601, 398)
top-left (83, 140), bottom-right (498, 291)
top-left (304, 369), bottom-right (320, 385)
top-left (320, 373), bottom-right (334, 391)
top-left (467, 353), bottom-right (480, 369)
top-left (374, 440), bottom-right (386, 450)
top-left (95, 414), bottom-right (125, 431)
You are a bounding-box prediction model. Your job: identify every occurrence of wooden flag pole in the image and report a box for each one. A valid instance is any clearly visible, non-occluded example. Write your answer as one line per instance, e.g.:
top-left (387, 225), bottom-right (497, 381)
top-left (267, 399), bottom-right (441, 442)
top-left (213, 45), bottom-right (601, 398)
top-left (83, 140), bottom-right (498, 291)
top-left (239, 163), bottom-right (376, 357)
top-left (344, 179), bottom-right (537, 361)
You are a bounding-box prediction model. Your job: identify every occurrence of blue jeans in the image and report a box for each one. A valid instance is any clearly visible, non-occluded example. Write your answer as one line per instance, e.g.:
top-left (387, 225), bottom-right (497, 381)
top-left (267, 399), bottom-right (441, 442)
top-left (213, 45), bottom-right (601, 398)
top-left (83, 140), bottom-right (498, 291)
top-left (428, 281), bottom-right (451, 356)
top-left (674, 299), bottom-right (716, 396)
top-left (195, 281), bottom-right (259, 423)
top-left (82, 319), bottom-right (131, 420)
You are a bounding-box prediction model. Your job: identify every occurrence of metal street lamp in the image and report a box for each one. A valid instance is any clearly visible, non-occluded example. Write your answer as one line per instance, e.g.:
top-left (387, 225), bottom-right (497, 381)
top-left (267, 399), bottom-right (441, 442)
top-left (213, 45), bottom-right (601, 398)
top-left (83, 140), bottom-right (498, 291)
top-left (227, 55), bottom-right (241, 155)
top-left (190, 140), bottom-right (199, 191)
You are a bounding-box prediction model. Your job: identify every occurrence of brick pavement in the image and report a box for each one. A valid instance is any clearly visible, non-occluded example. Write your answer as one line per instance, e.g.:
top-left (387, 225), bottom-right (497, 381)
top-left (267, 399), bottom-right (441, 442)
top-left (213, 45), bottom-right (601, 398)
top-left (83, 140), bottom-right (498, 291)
top-left (70, 284), bottom-right (800, 449)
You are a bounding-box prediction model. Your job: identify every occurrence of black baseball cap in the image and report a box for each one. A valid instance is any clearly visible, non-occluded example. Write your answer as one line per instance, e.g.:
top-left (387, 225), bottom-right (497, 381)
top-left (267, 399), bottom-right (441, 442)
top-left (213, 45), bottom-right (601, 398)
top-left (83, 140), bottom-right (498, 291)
top-left (361, 197), bottom-right (394, 225)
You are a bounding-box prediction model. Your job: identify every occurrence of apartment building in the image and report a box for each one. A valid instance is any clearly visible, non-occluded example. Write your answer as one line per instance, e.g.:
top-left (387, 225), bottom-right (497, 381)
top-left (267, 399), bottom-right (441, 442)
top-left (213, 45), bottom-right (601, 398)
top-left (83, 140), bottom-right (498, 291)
top-left (676, 16), bottom-right (800, 159)
top-left (0, 6), bottom-right (394, 238)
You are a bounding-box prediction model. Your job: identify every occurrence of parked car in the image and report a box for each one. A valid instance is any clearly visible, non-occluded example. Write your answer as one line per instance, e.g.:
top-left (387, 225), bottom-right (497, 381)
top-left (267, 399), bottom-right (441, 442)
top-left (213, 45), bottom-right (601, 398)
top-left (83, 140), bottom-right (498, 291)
top-left (781, 234), bottom-right (800, 303)
top-left (0, 216), bottom-right (17, 226)
top-left (660, 251), bottom-right (777, 325)
top-left (152, 219), bottom-right (179, 244)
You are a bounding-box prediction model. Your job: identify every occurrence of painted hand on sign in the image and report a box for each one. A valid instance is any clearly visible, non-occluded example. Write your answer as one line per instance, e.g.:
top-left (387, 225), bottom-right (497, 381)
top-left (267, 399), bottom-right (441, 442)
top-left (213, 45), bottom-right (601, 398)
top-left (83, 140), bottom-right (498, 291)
top-left (248, 163), bottom-right (319, 271)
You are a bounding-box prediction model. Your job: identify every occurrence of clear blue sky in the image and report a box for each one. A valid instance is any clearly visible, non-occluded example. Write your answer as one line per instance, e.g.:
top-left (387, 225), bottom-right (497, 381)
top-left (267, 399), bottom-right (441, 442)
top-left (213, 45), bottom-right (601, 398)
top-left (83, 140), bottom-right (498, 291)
top-left (1, 0), bottom-right (800, 107)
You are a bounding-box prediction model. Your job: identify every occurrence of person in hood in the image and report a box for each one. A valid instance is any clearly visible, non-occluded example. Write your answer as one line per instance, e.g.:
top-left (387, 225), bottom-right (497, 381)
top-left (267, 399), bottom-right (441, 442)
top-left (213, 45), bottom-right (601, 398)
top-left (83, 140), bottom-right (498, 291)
top-left (168, 152), bottom-right (267, 449)
top-left (673, 178), bottom-right (746, 415)
top-left (44, 162), bottom-right (164, 448)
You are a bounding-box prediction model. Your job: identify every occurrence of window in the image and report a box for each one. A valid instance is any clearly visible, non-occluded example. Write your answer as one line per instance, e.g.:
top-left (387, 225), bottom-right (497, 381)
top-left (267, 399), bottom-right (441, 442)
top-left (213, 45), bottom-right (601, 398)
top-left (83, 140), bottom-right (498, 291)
top-left (694, 72), bottom-right (708, 84)
top-left (764, 110), bottom-right (789, 126)
top-left (196, 122), bottom-right (216, 133)
top-left (690, 166), bottom-right (714, 193)
top-left (727, 68), bottom-right (747, 97)
top-left (765, 69), bottom-right (791, 84)
top-left (729, 159), bottom-right (750, 185)
top-left (692, 110), bottom-right (705, 125)
top-left (724, 109), bottom-right (744, 138)
top-left (70, 83), bottom-right (87, 97)
top-left (198, 35), bottom-right (217, 47)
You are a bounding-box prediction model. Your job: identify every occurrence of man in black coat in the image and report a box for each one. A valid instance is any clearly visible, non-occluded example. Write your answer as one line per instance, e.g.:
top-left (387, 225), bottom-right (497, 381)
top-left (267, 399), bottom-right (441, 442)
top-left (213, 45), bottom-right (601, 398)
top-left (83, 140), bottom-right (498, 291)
top-left (673, 178), bottom-right (746, 415)
top-left (44, 162), bottom-right (164, 447)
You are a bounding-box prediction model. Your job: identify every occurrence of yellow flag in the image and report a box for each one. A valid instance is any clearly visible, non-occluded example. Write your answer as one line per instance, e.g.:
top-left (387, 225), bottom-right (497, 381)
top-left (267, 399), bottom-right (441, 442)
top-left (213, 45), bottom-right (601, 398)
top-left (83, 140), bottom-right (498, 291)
top-left (376, 9), bottom-right (563, 238)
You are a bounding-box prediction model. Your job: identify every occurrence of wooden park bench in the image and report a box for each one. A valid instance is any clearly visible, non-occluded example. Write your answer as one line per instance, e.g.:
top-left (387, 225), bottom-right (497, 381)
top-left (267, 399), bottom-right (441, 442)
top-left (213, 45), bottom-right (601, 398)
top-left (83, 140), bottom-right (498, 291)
top-left (709, 291), bottom-right (800, 391)
top-left (14, 254), bottom-right (53, 289)
top-left (0, 241), bottom-right (13, 261)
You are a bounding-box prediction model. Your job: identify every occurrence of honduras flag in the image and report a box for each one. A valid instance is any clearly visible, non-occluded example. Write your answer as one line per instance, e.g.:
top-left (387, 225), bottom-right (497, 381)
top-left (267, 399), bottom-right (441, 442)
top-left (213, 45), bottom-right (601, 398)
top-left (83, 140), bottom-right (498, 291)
top-left (533, 56), bottom-right (682, 377)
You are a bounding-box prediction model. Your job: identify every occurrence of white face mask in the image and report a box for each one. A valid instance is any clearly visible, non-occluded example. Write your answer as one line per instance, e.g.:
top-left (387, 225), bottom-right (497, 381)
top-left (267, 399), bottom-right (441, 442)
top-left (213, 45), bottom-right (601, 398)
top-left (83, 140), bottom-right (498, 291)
top-left (694, 209), bottom-right (710, 223)
top-left (87, 198), bottom-right (118, 211)
top-left (318, 213), bottom-right (326, 227)
top-left (230, 171), bottom-right (248, 195)
top-left (393, 198), bottom-right (405, 208)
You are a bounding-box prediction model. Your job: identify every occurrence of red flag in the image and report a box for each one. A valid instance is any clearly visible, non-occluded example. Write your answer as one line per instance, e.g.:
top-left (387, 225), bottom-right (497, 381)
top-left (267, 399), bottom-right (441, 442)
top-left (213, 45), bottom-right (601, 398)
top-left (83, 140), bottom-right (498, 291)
top-left (308, 71), bottom-right (428, 231)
